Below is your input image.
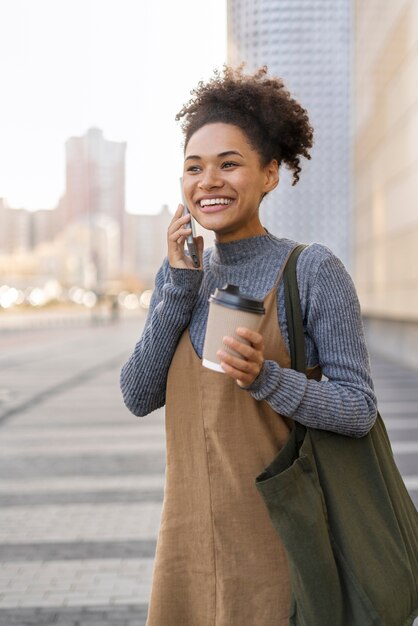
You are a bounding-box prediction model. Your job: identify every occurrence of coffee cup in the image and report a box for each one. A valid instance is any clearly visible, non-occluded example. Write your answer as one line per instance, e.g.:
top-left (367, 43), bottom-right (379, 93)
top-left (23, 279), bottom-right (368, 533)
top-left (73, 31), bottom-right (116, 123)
top-left (202, 284), bottom-right (265, 372)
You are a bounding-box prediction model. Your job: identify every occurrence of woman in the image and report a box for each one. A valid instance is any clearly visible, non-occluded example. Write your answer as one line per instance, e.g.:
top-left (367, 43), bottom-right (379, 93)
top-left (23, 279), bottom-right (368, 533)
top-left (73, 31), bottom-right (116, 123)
top-left (120, 66), bottom-right (377, 626)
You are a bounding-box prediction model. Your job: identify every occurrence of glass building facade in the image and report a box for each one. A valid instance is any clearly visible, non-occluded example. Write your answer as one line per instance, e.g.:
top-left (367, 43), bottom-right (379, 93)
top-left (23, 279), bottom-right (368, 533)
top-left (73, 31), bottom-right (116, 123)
top-left (227, 0), bottom-right (352, 267)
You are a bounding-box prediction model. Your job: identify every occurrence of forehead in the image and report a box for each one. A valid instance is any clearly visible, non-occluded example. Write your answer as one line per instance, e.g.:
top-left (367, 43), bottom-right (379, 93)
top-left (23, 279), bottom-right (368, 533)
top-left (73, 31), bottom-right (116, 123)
top-left (185, 123), bottom-right (253, 157)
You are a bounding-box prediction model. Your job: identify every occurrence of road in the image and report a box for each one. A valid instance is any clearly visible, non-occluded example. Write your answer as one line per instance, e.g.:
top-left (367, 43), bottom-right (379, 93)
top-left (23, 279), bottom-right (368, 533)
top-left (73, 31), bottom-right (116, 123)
top-left (0, 316), bottom-right (417, 625)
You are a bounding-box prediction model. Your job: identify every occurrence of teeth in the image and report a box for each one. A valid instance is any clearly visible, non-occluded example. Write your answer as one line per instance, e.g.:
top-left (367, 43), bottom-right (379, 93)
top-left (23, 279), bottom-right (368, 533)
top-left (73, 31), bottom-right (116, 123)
top-left (200, 198), bottom-right (232, 207)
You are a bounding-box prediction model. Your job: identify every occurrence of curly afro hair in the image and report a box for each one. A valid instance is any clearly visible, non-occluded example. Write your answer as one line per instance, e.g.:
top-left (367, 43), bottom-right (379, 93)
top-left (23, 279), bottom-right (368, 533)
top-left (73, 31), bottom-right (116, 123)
top-left (175, 65), bottom-right (314, 186)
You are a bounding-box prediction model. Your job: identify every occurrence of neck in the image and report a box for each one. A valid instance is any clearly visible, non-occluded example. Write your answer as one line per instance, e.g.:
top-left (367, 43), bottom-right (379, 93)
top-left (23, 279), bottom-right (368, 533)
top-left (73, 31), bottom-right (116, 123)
top-left (212, 230), bottom-right (274, 266)
top-left (215, 221), bottom-right (266, 244)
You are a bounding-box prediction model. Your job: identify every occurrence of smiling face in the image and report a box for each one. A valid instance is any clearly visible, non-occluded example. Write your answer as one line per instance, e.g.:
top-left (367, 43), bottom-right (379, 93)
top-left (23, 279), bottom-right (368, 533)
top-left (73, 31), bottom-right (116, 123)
top-left (182, 123), bottom-right (279, 243)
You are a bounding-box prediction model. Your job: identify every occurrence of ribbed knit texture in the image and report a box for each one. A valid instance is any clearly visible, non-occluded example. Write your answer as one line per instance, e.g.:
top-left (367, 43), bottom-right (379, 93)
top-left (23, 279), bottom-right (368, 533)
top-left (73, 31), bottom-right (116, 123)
top-left (120, 232), bottom-right (377, 437)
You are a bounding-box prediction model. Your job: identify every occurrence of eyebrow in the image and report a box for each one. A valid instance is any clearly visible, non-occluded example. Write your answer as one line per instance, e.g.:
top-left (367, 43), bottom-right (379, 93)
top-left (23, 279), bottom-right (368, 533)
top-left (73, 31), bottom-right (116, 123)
top-left (184, 150), bottom-right (244, 162)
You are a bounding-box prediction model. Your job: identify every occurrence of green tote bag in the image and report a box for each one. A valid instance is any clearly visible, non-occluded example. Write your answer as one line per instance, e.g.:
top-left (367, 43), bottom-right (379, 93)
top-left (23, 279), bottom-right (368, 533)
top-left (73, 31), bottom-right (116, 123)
top-left (255, 245), bottom-right (418, 626)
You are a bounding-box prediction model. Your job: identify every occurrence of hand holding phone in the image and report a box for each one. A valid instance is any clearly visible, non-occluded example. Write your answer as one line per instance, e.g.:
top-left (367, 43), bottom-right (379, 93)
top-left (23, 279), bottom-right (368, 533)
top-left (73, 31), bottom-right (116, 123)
top-left (179, 178), bottom-right (200, 268)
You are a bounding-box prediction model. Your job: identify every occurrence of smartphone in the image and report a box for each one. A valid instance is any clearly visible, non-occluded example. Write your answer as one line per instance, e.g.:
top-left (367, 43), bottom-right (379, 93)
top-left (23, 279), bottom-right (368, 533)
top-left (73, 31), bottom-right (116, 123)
top-left (179, 178), bottom-right (200, 268)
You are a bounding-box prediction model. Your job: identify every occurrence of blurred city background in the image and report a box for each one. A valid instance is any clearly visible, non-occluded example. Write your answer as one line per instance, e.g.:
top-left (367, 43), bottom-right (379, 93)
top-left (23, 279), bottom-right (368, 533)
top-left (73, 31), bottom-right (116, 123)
top-left (1, 0), bottom-right (417, 369)
top-left (0, 0), bottom-right (417, 624)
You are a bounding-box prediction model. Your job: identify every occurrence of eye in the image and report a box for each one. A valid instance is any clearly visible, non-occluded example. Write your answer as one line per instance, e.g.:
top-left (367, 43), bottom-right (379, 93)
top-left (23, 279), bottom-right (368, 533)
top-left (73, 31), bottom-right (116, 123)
top-left (222, 161), bottom-right (238, 169)
top-left (186, 165), bottom-right (201, 173)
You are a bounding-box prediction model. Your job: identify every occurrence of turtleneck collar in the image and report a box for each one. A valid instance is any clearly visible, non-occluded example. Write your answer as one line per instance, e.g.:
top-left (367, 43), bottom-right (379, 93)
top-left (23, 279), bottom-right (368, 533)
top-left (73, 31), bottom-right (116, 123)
top-left (211, 232), bottom-right (278, 266)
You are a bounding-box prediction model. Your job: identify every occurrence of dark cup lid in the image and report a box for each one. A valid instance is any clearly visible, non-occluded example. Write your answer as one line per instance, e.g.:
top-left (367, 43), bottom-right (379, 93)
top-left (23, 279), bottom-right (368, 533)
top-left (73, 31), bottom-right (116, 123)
top-left (209, 284), bottom-right (265, 314)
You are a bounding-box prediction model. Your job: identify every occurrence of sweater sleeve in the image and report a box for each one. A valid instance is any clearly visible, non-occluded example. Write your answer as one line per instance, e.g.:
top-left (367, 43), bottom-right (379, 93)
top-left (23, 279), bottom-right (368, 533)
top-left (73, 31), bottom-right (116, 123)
top-left (120, 258), bottom-right (203, 416)
top-left (243, 252), bottom-right (378, 437)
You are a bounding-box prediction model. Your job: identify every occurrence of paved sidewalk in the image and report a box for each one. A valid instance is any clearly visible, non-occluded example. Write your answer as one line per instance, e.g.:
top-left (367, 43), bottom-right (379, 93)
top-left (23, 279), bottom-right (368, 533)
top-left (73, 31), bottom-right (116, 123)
top-left (0, 317), bottom-right (163, 624)
top-left (0, 317), bottom-right (417, 625)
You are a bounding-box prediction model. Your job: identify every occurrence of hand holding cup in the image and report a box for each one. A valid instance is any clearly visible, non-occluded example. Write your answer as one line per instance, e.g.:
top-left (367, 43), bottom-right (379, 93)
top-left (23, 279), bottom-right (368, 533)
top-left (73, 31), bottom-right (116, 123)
top-left (202, 284), bottom-right (265, 384)
top-left (217, 327), bottom-right (265, 387)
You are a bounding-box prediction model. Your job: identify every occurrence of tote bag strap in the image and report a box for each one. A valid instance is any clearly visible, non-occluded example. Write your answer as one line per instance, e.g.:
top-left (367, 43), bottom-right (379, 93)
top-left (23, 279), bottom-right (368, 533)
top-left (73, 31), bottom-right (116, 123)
top-left (283, 244), bottom-right (308, 374)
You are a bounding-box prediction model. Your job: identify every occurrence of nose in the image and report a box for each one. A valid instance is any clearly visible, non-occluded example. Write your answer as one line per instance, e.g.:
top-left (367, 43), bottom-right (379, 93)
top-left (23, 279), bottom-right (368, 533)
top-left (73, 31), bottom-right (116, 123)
top-left (198, 166), bottom-right (223, 191)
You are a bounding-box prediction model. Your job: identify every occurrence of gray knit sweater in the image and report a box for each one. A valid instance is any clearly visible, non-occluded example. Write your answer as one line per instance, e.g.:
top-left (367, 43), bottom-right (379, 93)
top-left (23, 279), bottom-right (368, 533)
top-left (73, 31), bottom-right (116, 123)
top-left (120, 233), bottom-right (377, 437)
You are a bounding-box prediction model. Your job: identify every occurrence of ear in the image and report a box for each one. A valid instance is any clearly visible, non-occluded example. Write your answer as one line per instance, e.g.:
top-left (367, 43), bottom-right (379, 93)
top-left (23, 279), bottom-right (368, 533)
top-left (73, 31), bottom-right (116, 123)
top-left (263, 159), bottom-right (279, 193)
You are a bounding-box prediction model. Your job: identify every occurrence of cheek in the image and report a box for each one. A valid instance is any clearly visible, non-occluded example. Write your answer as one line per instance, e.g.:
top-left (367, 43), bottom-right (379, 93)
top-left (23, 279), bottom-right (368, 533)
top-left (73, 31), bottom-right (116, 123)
top-left (183, 184), bottom-right (195, 205)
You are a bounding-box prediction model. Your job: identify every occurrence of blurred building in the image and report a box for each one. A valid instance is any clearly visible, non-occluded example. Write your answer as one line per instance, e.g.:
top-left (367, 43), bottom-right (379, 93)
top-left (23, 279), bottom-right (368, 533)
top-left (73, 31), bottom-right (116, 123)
top-left (64, 127), bottom-right (126, 265)
top-left (0, 200), bottom-right (32, 255)
top-left (59, 214), bottom-right (121, 290)
top-left (227, 0), bottom-right (351, 267)
top-left (123, 205), bottom-right (171, 288)
top-left (1, 129), bottom-right (177, 294)
top-left (31, 208), bottom-right (63, 249)
top-left (0, 199), bottom-right (41, 287)
top-left (354, 0), bottom-right (418, 368)
top-left (0, 198), bottom-right (10, 253)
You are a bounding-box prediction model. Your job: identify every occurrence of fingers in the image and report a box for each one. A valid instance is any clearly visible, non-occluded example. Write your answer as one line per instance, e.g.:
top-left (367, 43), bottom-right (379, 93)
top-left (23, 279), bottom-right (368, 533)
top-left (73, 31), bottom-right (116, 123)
top-left (167, 204), bottom-right (192, 267)
top-left (167, 205), bottom-right (204, 270)
top-left (217, 354), bottom-right (262, 387)
top-left (235, 327), bottom-right (264, 349)
top-left (217, 327), bottom-right (265, 386)
top-left (222, 330), bottom-right (264, 360)
top-left (167, 204), bottom-right (192, 244)
top-left (217, 347), bottom-right (262, 372)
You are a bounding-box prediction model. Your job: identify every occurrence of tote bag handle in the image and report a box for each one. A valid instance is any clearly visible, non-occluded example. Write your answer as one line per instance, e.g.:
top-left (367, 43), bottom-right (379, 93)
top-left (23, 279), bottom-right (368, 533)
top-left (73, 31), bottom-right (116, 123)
top-left (283, 244), bottom-right (308, 374)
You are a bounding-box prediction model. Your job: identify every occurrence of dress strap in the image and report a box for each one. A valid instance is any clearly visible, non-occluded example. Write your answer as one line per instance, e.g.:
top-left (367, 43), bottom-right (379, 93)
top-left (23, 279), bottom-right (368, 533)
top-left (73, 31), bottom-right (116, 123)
top-left (265, 243), bottom-right (307, 299)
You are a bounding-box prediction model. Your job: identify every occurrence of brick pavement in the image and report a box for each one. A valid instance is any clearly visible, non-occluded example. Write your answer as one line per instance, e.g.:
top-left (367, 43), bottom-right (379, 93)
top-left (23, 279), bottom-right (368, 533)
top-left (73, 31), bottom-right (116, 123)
top-left (0, 318), bottom-right (161, 625)
top-left (0, 317), bottom-right (417, 625)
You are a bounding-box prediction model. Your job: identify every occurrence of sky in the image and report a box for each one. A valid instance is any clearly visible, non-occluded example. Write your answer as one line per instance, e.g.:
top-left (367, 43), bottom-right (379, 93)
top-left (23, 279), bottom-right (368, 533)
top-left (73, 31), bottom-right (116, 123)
top-left (0, 0), bottom-right (227, 214)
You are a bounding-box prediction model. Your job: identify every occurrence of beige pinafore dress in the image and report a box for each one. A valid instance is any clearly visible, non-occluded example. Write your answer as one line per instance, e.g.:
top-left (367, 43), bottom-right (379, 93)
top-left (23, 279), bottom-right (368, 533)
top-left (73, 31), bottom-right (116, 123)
top-left (146, 251), bottom-right (321, 626)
